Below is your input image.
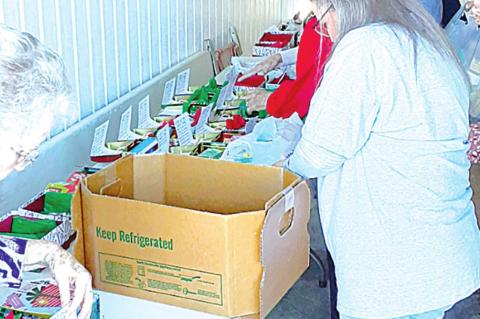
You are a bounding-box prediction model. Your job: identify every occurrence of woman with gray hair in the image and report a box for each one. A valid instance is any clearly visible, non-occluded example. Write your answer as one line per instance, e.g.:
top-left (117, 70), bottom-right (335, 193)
top-left (0, 25), bottom-right (92, 319)
top-left (285, 0), bottom-right (480, 318)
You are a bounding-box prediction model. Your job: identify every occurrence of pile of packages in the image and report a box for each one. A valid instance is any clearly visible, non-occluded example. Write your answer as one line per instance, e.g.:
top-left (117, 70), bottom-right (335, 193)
top-left (1, 21), bottom-right (304, 319)
top-left (89, 62), bottom-right (302, 168)
top-left (0, 275), bottom-right (99, 319)
top-left (252, 25), bottom-right (298, 57)
top-left (0, 172), bottom-right (102, 319)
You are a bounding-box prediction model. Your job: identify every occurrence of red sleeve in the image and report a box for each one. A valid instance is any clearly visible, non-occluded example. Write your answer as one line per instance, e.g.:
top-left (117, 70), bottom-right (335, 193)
top-left (266, 19), bottom-right (333, 119)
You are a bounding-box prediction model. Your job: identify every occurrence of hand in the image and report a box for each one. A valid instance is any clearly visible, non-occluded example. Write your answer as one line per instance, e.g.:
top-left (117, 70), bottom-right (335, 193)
top-left (238, 54), bottom-right (283, 81)
top-left (467, 0), bottom-right (480, 24)
top-left (244, 89), bottom-right (272, 115)
top-left (23, 240), bottom-right (93, 319)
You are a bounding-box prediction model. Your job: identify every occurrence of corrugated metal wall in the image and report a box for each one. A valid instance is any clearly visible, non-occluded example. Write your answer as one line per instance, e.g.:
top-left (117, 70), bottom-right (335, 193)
top-left (0, 0), bottom-right (284, 136)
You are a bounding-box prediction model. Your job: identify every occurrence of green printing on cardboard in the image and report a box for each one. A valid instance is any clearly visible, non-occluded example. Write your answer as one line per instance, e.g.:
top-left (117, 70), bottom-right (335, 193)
top-left (96, 227), bottom-right (173, 251)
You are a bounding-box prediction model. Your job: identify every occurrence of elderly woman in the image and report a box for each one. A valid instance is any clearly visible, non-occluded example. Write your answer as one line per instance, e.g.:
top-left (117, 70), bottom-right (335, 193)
top-left (285, 0), bottom-right (480, 318)
top-left (0, 25), bottom-right (92, 318)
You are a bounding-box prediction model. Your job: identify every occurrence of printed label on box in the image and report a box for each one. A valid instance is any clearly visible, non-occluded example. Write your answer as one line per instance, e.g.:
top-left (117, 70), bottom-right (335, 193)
top-left (99, 253), bottom-right (223, 306)
top-left (176, 69), bottom-right (191, 95)
top-left (138, 96), bottom-right (158, 129)
top-left (174, 114), bottom-right (194, 146)
top-left (156, 126), bottom-right (170, 154)
top-left (162, 78), bottom-right (177, 105)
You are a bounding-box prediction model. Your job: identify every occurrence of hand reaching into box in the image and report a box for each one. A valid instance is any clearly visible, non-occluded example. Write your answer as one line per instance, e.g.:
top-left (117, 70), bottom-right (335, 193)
top-left (238, 54), bottom-right (283, 81)
top-left (23, 240), bottom-right (93, 319)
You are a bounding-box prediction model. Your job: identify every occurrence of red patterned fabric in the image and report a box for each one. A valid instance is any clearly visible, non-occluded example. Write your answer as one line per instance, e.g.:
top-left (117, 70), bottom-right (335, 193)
top-left (468, 123), bottom-right (480, 163)
top-left (266, 18), bottom-right (333, 119)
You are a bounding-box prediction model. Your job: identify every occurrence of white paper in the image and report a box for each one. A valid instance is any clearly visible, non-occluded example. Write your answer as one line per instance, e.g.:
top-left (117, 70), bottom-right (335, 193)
top-left (158, 105), bottom-right (183, 117)
top-left (284, 188), bottom-right (295, 211)
top-left (138, 95), bottom-right (158, 129)
top-left (245, 117), bottom-right (257, 134)
top-left (156, 126), bottom-right (171, 154)
top-left (174, 114), bottom-right (195, 146)
top-left (215, 86), bottom-right (228, 109)
top-left (176, 69), bottom-right (191, 95)
top-left (225, 67), bottom-right (237, 101)
top-left (162, 78), bottom-right (177, 105)
top-left (195, 104), bottom-right (213, 134)
top-left (119, 106), bottom-right (140, 140)
top-left (91, 121), bottom-right (118, 156)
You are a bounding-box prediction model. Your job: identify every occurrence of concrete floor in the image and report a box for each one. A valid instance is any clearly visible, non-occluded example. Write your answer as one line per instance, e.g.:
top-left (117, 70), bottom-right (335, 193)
top-left (267, 190), bottom-right (480, 319)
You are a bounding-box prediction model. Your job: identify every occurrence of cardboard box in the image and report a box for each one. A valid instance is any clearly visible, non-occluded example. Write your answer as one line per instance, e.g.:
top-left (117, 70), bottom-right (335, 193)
top-left (72, 154), bottom-right (310, 318)
top-left (0, 211), bottom-right (75, 249)
top-left (470, 164), bottom-right (480, 228)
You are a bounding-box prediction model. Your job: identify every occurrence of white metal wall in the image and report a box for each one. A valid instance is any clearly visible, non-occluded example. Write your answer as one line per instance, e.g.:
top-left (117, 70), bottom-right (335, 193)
top-left (0, 0), bottom-right (282, 137)
top-left (281, 0), bottom-right (316, 21)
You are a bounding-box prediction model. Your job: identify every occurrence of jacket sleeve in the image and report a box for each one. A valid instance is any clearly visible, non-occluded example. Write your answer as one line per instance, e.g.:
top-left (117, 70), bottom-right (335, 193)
top-left (286, 31), bottom-right (380, 179)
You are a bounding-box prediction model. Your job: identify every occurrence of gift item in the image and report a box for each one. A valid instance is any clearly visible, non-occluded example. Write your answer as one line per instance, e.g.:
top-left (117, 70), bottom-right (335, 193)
top-left (20, 194), bottom-right (72, 219)
top-left (90, 121), bottom-right (123, 163)
top-left (265, 73), bottom-right (293, 91)
top-left (234, 74), bottom-right (266, 93)
top-left (226, 115), bottom-right (247, 130)
top-left (182, 79), bottom-right (221, 114)
top-left (198, 148), bottom-right (224, 159)
top-left (252, 33), bottom-right (294, 57)
top-left (0, 212), bottom-right (73, 249)
top-left (129, 137), bottom-right (158, 155)
top-left (239, 102), bottom-right (268, 120)
top-left (0, 276), bottom-right (100, 319)
top-left (0, 217), bottom-right (58, 240)
top-left (132, 128), bottom-right (156, 137)
top-left (42, 193), bottom-right (73, 215)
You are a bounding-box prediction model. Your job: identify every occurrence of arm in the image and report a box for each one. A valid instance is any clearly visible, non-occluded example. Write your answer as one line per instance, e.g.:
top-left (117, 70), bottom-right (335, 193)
top-left (286, 32), bottom-right (380, 179)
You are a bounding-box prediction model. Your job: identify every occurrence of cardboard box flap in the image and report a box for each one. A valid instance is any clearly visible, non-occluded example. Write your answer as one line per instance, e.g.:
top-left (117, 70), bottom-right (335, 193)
top-left (72, 187), bottom-right (85, 265)
top-left (260, 181), bottom-right (310, 318)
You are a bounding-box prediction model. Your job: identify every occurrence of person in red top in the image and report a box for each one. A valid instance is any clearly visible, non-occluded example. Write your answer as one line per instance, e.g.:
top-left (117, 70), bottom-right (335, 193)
top-left (240, 15), bottom-right (333, 119)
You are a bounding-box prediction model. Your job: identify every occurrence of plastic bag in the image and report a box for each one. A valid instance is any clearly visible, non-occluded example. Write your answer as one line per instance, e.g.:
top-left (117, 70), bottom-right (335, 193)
top-left (446, 4), bottom-right (480, 118)
top-left (446, 4), bottom-right (480, 71)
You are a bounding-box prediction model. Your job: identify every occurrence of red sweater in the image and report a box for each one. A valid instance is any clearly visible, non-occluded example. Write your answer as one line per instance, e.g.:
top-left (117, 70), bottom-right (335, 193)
top-left (266, 18), bottom-right (333, 119)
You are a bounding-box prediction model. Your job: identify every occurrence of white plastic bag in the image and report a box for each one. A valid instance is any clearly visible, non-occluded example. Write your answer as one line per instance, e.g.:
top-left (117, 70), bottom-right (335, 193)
top-left (446, 4), bottom-right (480, 118)
top-left (446, 4), bottom-right (480, 72)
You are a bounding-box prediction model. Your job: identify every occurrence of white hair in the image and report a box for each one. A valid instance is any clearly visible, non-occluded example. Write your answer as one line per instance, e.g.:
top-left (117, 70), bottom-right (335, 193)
top-left (314, 0), bottom-right (468, 84)
top-left (0, 24), bottom-right (74, 175)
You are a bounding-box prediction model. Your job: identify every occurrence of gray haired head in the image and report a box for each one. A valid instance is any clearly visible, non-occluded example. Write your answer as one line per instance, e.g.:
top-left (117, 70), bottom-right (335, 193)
top-left (0, 24), bottom-right (74, 177)
top-left (313, 0), bottom-right (467, 82)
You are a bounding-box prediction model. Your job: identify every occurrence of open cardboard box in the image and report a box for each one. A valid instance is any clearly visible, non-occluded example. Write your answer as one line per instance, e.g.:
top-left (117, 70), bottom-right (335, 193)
top-left (72, 154), bottom-right (310, 318)
top-left (0, 211), bottom-right (75, 249)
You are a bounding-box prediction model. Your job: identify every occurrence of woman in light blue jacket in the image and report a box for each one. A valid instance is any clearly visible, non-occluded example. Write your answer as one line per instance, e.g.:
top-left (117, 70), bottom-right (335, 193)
top-left (287, 0), bottom-right (480, 318)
